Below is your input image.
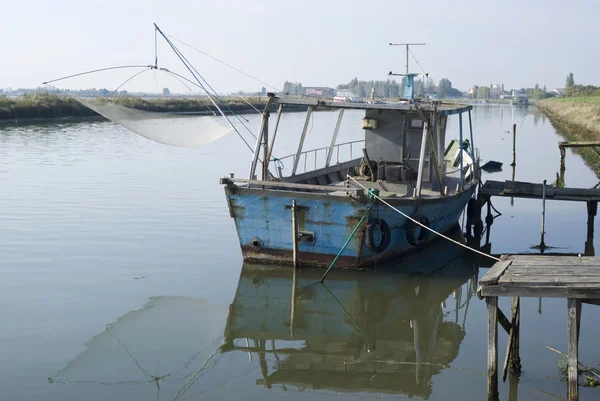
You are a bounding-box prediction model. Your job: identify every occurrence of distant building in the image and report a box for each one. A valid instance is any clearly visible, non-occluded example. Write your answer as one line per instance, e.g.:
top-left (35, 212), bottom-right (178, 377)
top-left (552, 88), bottom-right (565, 96)
top-left (304, 87), bottom-right (335, 97)
top-left (336, 89), bottom-right (356, 98)
top-left (260, 86), bottom-right (267, 96)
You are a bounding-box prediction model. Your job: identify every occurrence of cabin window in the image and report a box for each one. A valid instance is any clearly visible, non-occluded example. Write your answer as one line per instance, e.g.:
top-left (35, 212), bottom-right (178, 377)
top-left (409, 119), bottom-right (424, 129)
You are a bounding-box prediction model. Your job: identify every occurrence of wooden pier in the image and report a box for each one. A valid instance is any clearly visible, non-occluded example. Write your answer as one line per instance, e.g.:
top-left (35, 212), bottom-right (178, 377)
top-left (480, 180), bottom-right (600, 202)
top-left (478, 255), bottom-right (600, 401)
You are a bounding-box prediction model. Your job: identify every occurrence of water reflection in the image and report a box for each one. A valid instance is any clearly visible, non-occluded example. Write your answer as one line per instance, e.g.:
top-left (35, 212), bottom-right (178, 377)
top-left (221, 226), bottom-right (478, 398)
top-left (49, 297), bottom-right (229, 399)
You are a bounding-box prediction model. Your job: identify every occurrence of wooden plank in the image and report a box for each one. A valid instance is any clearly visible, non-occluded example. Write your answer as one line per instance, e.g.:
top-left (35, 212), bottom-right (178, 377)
top-left (220, 177), bottom-right (361, 194)
top-left (480, 285), bottom-right (600, 298)
top-left (567, 298), bottom-right (581, 401)
top-left (509, 257), bottom-right (600, 264)
top-left (559, 141), bottom-right (600, 148)
top-left (498, 277), bottom-right (600, 286)
top-left (508, 267), bottom-right (600, 273)
top-left (501, 272), bottom-right (600, 279)
top-left (480, 260), bottom-right (513, 285)
top-left (487, 297), bottom-right (499, 401)
top-left (497, 307), bottom-right (511, 334)
top-left (480, 180), bottom-right (600, 202)
top-left (502, 297), bottom-right (520, 382)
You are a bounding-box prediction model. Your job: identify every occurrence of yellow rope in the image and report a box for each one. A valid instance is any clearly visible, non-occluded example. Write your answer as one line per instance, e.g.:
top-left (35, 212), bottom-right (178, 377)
top-left (347, 175), bottom-right (500, 262)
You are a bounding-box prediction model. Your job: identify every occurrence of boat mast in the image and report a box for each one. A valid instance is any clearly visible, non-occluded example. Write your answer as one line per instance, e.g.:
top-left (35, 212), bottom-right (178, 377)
top-left (388, 43), bottom-right (425, 100)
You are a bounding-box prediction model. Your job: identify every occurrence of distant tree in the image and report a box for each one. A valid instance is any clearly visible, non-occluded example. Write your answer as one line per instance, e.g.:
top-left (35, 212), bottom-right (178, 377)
top-left (472, 85), bottom-right (479, 99)
top-left (162, 87), bottom-right (170, 96)
top-left (477, 86), bottom-right (489, 99)
top-left (534, 83), bottom-right (539, 90)
top-left (437, 78), bottom-right (453, 98)
top-left (414, 79), bottom-right (425, 97)
top-left (543, 84), bottom-right (547, 92)
top-left (425, 77), bottom-right (437, 94)
top-left (566, 73), bottom-right (575, 88)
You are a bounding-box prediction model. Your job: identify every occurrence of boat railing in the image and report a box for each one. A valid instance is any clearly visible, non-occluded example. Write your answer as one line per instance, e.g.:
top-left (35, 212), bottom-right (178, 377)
top-left (275, 139), bottom-right (365, 177)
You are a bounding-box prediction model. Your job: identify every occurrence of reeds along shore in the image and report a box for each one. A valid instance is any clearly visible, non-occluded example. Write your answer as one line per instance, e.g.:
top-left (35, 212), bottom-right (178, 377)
top-left (537, 97), bottom-right (600, 176)
top-left (0, 93), bottom-right (272, 121)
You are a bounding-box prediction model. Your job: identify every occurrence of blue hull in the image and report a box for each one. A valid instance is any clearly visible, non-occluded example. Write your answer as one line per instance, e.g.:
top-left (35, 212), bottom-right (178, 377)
top-left (223, 183), bottom-right (477, 268)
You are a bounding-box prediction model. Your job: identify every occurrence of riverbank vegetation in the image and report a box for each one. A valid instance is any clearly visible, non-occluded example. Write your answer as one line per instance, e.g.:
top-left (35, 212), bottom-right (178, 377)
top-left (0, 92), bottom-right (271, 121)
top-left (0, 93), bottom-right (98, 120)
top-left (537, 96), bottom-right (600, 175)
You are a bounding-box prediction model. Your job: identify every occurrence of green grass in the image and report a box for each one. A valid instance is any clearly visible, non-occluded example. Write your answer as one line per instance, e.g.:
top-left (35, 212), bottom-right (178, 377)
top-left (537, 97), bottom-right (600, 177)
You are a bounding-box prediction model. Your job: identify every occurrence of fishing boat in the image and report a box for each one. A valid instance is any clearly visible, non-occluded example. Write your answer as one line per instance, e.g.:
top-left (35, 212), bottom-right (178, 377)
top-left (43, 27), bottom-right (481, 269)
top-left (221, 72), bottom-right (481, 268)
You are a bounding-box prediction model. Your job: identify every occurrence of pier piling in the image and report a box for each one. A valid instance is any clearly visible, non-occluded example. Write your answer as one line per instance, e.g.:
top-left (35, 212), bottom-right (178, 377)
top-left (511, 124), bottom-right (516, 167)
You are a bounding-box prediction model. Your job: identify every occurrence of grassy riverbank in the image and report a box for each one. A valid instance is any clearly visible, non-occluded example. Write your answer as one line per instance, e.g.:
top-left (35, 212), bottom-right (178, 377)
top-left (0, 93), bottom-right (272, 122)
top-left (537, 97), bottom-right (600, 176)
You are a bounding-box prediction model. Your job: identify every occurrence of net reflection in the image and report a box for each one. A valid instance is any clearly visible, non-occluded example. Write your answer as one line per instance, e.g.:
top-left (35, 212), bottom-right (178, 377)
top-left (221, 226), bottom-right (479, 399)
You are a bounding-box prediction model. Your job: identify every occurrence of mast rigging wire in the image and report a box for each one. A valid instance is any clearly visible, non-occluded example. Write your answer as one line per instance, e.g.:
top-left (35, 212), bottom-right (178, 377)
top-left (163, 34), bottom-right (257, 136)
top-left (154, 24), bottom-right (256, 151)
top-left (165, 33), bottom-right (281, 92)
top-left (43, 65), bottom-right (156, 86)
top-left (107, 67), bottom-right (154, 98)
top-left (408, 48), bottom-right (428, 76)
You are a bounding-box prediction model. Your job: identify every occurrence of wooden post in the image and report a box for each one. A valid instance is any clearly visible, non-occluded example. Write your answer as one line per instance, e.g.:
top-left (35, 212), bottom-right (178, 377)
top-left (487, 296), bottom-right (499, 401)
top-left (291, 200), bottom-right (299, 268)
top-left (413, 319), bottom-right (422, 385)
top-left (508, 370), bottom-right (520, 401)
top-left (290, 267), bottom-right (297, 337)
top-left (560, 145), bottom-right (566, 177)
top-left (586, 201), bottom-right (597, 256)
top-left (511, 163), bottom-right (515, 207)
top-left (567, 298), bottom-right (581, 401)
top-left (511, 123), bottom-right (516, 167)
top-left (510, 297), bottom-right (521, 375)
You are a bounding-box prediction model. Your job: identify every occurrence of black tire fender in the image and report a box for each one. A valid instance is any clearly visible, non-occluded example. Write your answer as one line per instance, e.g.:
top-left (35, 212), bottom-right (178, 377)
top-left (405, 215), bottom-right (430, 246)
top-left (365, 218), bottom-right (391, 253)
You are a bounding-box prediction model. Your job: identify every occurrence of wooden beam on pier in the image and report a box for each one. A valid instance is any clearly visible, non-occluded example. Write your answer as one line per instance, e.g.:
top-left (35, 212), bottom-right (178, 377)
top-left (559, 141), bottom-right (600, 148)
top-left (481, 180), bottom-right (600, 202)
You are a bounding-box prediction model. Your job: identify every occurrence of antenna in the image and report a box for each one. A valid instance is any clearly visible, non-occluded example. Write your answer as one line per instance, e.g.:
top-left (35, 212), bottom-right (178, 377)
top-left (388, 43), bottom-right (426, 76)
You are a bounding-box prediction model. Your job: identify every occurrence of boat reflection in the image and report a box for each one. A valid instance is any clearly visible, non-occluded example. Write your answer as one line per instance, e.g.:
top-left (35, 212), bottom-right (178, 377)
top-left (220, 225), bottom-right (479, 398)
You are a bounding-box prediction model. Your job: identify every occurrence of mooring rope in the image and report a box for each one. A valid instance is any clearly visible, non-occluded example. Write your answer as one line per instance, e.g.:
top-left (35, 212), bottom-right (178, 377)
top-left (347, 175), bottom-right (500, 262)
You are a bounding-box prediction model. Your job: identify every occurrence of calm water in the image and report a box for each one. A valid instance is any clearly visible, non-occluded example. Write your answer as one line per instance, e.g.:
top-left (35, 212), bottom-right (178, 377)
top-left (1, 104), bottom-right (600, 401)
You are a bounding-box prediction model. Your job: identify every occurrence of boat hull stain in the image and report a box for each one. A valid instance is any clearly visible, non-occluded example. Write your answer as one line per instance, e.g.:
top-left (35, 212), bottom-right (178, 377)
top-left (225, 183), bottom-right (477, 268)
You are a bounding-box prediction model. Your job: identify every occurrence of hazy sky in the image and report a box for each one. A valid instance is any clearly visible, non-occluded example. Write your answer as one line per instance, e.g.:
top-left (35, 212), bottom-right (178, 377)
top-left (2, 0), bottom-right (598, 93)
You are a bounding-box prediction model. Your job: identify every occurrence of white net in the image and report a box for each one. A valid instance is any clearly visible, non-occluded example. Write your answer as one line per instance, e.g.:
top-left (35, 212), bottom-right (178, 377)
top-left (75, 96), bottom-right (233, 147)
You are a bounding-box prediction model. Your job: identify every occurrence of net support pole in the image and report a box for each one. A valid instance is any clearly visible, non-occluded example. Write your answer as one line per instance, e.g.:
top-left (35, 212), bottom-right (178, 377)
top-left (249, 96), bottom-right (273, 180)
top-left (291, 107), bottom-right (314, 176)
top-left (326, 109), bottom-right (345, 167)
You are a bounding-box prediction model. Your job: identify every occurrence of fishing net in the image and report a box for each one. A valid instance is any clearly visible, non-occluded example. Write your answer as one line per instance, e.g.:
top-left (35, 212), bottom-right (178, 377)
top-left (74, 96), bottom-right (232, 147)
top-left (44, 65), bottom-right (251, 148)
